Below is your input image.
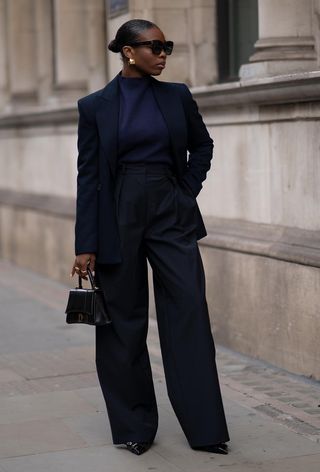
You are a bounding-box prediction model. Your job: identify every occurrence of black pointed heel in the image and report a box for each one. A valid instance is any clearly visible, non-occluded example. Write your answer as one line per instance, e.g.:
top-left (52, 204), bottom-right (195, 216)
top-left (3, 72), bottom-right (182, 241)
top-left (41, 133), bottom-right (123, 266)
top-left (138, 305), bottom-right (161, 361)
top-left (125, 441), bottom-right (152, 455)
top-left (192, 442), bottom-right (229, 454)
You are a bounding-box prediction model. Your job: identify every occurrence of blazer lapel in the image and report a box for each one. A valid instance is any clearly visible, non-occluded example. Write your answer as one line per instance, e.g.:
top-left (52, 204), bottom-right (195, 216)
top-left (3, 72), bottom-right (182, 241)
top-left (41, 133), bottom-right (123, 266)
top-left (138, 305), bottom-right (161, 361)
top-left (96, 75), bottom-right (120, 180)
top-left (151, 77), bottom-right (187, 175)
top-left (95, 72), bottom-right (186, 180)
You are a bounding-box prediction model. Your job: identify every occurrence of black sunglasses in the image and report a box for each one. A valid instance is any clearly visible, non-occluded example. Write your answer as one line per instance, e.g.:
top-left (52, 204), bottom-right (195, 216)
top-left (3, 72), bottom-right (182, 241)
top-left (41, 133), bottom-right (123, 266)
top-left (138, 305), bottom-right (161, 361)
top-left (128, 40), bottom-right (174, 55)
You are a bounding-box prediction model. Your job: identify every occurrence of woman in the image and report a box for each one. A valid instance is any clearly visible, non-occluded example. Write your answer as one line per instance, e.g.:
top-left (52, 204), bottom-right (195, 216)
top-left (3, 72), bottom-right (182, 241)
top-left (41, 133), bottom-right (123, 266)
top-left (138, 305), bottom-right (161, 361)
top-left (70, 19), bottom-right (230, 456)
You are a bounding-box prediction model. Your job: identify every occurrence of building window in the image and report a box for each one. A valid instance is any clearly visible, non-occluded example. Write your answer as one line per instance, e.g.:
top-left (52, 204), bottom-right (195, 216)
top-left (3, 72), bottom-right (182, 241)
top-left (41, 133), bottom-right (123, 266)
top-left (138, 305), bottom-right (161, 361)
top-left (108, 0), bottom-right (129, 18)
top-left (217, 0), bottom-right (258, 82)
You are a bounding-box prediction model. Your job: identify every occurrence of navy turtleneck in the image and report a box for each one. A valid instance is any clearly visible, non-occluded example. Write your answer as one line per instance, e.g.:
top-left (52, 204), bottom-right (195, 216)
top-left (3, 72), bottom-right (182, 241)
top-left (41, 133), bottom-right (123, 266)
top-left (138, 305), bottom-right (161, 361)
top-left (117, 71), bottom-right (174, 166)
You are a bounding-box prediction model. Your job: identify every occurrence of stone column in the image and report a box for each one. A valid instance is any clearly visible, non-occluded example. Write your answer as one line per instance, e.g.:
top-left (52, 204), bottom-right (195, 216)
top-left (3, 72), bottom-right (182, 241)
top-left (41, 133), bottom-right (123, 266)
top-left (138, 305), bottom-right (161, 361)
top-left (0, 0), bottom-right (9, 111)
top-left (240, 0), bottom-right (317, 79)
top-left (188, 0), bottom-right (218, 86)
top-left (313, 0), bottom-right (320, 68)
top-left (86, 0), bottom-right (108, 91)
top-left (34, 0), bottom-right (54, 105)
top-left (52, 0), bottom-right (87, 99)
top-left (153, 0), bottom-right (217, 85)
top-left (6, 0), bottom-right (38, 104)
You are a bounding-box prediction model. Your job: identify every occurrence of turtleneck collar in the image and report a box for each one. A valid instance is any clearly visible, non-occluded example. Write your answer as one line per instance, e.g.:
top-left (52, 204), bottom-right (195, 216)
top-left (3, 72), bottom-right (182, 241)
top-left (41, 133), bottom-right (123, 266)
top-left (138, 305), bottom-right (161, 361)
top-left (117, 70), bottom-right (151, 85)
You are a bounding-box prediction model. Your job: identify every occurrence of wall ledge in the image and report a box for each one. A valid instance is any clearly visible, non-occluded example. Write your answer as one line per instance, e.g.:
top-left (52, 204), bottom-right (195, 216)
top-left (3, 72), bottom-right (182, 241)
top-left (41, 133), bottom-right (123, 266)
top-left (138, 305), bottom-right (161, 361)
top-left (202, 216), bottom-right (320, 269)
top-left (0, 105), bottom-right (77, 129)
top-left (0, 188), bottom-right (75, 218)
top-left (191, 70), bottom-right (320, 107)
top-left (1, 71), bottom-right (320, 129)
top-left (0, 188), bottom-right (319, 268)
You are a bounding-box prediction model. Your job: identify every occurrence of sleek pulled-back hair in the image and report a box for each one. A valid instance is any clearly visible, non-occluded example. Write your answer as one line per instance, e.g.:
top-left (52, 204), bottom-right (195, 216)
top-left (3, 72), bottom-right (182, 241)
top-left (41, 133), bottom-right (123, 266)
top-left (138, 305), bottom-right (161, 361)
top-left (108, 19), bottom-right (159, 61)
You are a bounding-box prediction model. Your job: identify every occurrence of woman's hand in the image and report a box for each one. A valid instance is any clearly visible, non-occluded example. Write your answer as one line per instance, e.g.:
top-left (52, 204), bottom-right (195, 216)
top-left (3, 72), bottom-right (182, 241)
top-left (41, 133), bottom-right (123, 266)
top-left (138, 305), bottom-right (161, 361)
top-left (70, 253), bottom-right (96, 280)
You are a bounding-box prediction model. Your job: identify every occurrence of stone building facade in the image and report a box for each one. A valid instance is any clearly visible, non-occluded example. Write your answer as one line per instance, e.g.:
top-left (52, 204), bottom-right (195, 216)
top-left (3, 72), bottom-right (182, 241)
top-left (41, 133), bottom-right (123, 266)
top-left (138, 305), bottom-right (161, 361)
top-left (0, 0), bottom-right (319, 380)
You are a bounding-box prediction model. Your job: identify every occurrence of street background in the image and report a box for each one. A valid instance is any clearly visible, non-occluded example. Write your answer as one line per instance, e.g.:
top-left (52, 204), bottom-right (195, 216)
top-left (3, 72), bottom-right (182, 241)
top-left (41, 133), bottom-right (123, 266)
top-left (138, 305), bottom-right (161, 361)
top-left (0, 0), bottom-right (320, 469)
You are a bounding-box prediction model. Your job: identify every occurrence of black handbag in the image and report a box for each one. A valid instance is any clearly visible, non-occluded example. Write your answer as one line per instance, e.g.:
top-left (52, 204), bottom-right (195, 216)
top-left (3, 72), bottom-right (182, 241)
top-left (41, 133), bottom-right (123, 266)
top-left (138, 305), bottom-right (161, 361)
top-left (65, 268), bottom-right (112, 326)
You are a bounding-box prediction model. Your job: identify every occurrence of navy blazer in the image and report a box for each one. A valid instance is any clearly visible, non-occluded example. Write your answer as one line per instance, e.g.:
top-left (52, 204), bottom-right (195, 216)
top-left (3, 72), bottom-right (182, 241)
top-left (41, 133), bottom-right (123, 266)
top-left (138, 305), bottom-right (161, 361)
top-left (75, 72), bottom-right (214, 264)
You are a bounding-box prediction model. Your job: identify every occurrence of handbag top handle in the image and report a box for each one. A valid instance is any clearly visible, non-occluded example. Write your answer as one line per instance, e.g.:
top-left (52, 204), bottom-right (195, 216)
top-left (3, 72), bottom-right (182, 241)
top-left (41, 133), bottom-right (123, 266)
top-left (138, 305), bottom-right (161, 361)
top-left (78, 267), bottom-right (97, 289)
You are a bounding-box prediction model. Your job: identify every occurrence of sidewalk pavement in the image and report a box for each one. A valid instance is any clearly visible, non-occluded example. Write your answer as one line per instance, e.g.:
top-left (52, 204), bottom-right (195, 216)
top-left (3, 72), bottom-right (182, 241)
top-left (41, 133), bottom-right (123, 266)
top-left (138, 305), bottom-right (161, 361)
top-left (0, 258), bottom-right (319, 472)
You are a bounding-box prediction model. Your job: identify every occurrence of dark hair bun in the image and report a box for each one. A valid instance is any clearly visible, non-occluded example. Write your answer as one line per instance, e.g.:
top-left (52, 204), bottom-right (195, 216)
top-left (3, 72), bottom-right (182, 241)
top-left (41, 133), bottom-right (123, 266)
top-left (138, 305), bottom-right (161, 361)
top-left (108, 39), bottom-right (121, 53)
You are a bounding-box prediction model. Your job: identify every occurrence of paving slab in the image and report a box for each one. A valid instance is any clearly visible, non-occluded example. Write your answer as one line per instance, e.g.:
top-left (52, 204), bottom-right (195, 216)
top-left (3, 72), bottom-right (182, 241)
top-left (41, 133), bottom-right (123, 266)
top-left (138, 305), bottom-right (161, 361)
top-left (214, 453), bottom-right (320, 472)
top-left (61, 413), bottom-right (113, 447)
top-left (0, 418), bottom-right (87, 459)
top-left (0, 259), bottom-right (319, 472)
top-left (0, 445), bottom-right (184, 472)
top-left (0, 390), bottom-right (97, 424)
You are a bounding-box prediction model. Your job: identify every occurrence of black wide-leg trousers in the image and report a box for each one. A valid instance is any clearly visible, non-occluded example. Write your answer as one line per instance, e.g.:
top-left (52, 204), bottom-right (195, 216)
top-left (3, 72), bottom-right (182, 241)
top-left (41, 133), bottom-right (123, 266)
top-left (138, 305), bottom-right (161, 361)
top-left (94, 162), bottom-right (230, 447)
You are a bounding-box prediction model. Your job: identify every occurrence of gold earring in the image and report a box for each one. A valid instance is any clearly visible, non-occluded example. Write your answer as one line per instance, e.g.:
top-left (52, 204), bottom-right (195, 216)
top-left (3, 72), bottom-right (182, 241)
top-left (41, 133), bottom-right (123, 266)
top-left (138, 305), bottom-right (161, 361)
top-left (129, 58), bottom-right (135, 65)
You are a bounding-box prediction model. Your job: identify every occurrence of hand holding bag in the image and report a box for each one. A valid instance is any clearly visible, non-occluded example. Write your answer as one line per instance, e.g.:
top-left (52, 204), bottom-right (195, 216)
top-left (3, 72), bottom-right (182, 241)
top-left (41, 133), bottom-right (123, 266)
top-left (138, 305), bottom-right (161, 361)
top-left (65, 268), bottom-right (112, 326)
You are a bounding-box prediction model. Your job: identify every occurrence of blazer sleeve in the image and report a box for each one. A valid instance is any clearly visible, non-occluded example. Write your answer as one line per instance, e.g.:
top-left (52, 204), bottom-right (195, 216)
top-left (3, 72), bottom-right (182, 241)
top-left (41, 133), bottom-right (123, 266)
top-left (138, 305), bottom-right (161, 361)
top-left (179, 83), bottom-right (214, 197)
top-left (74, 99), bottom-right (99, 256)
